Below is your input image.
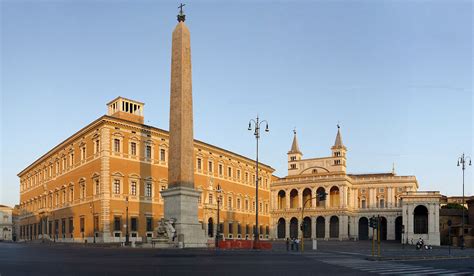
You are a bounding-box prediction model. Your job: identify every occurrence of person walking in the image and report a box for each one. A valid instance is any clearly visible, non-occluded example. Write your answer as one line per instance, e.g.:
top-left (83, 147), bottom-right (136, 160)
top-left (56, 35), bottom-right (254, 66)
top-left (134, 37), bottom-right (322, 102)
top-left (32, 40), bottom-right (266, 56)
top-left (291, 238), bottom-right (295, 251)
top-left (295, 238), bottom-right (300, 252)
top-left (286, 237), bottom-right (290, 251)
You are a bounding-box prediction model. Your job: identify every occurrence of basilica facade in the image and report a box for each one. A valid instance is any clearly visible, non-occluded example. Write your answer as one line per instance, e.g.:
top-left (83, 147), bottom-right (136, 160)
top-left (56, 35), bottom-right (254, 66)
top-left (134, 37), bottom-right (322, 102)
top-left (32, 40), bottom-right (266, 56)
top-left (270, 128), bottom-right (441, 245)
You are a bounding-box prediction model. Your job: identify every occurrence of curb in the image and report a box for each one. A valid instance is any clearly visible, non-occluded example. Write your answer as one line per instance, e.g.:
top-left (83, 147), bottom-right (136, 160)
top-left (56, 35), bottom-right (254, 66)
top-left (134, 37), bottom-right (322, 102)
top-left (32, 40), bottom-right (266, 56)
top-left (366, 255), bottom-right (474, 261)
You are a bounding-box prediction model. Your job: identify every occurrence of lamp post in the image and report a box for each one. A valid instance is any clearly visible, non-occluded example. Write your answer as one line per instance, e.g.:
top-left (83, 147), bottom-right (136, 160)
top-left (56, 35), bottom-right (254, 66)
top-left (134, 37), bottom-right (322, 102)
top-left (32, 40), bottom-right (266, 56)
top-left (89, 202), bottom-right (96, 243)
top-left (248, 116), bottom-right (269, 248)
top-left (457, 153), bottom-right (471, 250)
top-left (216, 184), bottom-right (222, 248)
top-left (125, 196), bottom-right (129, 246)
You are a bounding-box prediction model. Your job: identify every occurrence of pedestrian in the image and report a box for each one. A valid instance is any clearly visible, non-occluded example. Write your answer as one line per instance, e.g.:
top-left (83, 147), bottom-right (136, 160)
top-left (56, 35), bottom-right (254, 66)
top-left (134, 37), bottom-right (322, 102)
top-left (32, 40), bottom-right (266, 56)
top-left (291, 238), bottom-right (295, 251)
top-left (295, 238), bottom-right (300, 252)
top-left (286, 237), bottom-right (290, 251)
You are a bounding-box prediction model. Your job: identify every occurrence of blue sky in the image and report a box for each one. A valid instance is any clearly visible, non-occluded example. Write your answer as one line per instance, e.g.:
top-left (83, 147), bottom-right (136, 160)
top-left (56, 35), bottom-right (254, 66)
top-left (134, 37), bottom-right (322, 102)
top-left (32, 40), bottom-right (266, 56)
top-left (1, 0), bottom-right (472, 207)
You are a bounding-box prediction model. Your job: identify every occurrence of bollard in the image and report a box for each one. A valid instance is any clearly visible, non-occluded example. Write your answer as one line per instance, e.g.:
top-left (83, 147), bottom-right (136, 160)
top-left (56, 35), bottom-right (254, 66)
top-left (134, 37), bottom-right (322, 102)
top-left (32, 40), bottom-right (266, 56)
top-left (312, 239), bottom-right (317, 250)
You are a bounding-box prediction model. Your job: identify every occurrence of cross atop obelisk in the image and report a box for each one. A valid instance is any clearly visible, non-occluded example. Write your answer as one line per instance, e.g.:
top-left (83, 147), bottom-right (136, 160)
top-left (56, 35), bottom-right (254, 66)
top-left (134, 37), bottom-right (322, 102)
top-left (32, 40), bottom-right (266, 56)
top-left (177, 3), bottom-right (186, 22)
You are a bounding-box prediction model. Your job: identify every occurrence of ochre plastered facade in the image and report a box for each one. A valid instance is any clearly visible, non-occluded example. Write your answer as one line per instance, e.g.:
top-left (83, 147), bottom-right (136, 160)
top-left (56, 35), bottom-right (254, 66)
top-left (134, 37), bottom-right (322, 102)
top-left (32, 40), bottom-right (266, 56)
top-left (17, 99), bottom-right (273, 243)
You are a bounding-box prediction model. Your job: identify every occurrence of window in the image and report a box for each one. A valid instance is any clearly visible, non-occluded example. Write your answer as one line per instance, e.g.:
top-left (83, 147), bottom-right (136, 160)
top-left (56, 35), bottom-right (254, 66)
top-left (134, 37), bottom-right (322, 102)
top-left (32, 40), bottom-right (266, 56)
top-left (237, 170), bottom-right (241, 180)
top-left (290, 156), bottom-right (296, 161)
top-left (197, 158), bottom-right (202, 170)
top-left (218, 164), bottom-right (223, 176)
top-left (252, 201), bottom-right (255, 211)
top-left (70, 153), bottom-right (74, 167)
top-left (131, 218), bottom-right (138, 232)
top-left (146, 217), bottom-right (153, 231)
top-left (160, 149), bottom-right (166, 161)
top-left (265, 203), bottom-right (268, 213)
top-left (80, 182), bottom-right (86, 199)
top-left (379, 199), bottom-right (385, 208)
top-left (259, 202), bottom-right (262, 212)
top-left (228, 167), bottom-right (232, 177)
top-left (94, 216), bottom-right (99, 231)
top-left (81, 146), bottom-right (86, 160)
top-left (208, 161), bottom-right (213, 173)
top-left (334, 160), bottom-right (341, 165)
top-left (69, 187), bottom-right (74, 202)
top-left (130, 142), bottom-right (137, 156)
top-left (69, 218), bottom-right (73, 233)
top-left (245, 199), bottom-right (249, 210)
top-left (161, 185), bottom-right (166, 191)
top-left (114, 217), bottom-right (121, 231)
top-left (114, 179), bottom-right (121, 194)
top-left (145, 182), bottom-right (152, 197)
top-left (146, 145), bottom-right (152, 159)
top-left (62, 190), bottom-right (66, 203)
top-left (130, 181), bottom-right (137, 196)
top-left (361, 199), bottom-right (366, 209)
top-left (95, 179), bottom-right (100, 195)
top-left (80, 217), bottom-right (85, 233)
top-left (237, 198), bottom-right (241, 209)
top-left (379, 188), bottom-right (384, 193)
top-left (95, 139), bottom-right (100, 154)
top-left (228, 197), bottom-right (232, 209)
top-left (245, 172), bottom-right (249, 182)
top-left (290, 164), bottom-right (296, 169)
top-left (114, 139), bottom-right (120, 152)
top-left (209, 194), bottom-right (213, 204)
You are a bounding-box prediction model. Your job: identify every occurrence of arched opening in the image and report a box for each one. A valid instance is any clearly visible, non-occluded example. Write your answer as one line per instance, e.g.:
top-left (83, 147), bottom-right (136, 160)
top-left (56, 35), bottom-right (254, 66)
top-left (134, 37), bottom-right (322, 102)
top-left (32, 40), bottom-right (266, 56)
top-left (277, 190), bottom-right (286, 209)
top-left (414, 205), bottom-right (428, 234)
top-left (303, 217), bottom-right (312, 238)
top-left (316, 216), bottom-right (325, 238)
top-left (358, 217), bottom-right (369, 240)
top-left (330, 216), bottom-right (339, 238)
top-left (277, 218), bottom-right (286, 239)
top-left (208, 218), bottom-right (214, 237)
top-left (395, 216), bottom-right (403, 241)
top-left (379, 217), bottom-right (387, 240)
top-left (316, 187), bottom-right (326, 207)
top-left (330, 186), bottom-right (340, 208)
top-left (302, 188), bottom-right (312, 208)
top-left (290, 217), bottom-right (298, 239)
top-left (290, 189), bottom-right (299, 209)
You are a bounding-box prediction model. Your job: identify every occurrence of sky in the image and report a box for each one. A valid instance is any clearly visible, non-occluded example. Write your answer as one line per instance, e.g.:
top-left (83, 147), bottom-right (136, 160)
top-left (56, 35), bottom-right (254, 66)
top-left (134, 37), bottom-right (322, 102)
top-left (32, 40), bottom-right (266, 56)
top-left (1, 0), bottom-right (472, 207)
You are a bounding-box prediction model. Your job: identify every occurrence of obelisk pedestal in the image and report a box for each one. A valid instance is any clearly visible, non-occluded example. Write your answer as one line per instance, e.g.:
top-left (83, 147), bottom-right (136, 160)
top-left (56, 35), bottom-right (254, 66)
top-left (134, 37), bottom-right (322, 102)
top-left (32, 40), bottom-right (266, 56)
top-left (161, 11), bottom-right (207, 248)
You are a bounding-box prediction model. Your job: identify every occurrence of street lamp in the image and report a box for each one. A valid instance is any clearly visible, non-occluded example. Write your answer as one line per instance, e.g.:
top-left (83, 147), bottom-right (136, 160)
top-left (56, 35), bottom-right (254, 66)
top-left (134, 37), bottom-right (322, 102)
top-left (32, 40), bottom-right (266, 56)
top-left (125, 196), bottom-right (129, 246)
top-left (457, 153), bottom-right (471, 249)
top-left (89, 202), bottom-right (96, 243)
top-left (216, 184), bottom-right (222, 248)
top-left (248, 115), bottom-right (269, 248)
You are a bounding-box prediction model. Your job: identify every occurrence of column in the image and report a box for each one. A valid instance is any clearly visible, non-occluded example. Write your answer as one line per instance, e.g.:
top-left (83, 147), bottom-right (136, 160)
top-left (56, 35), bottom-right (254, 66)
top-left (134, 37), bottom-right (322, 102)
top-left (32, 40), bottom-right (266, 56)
top-left (311, 188), bottom-right (317, 208)
top-left (387, 216), bottom-right (395, 240)
top-left (326, 188), bottom-right (331, 208)
top-left (428, 204), bottom-right (435, 234)
top-left (339, 187), bottom-right (344, 208)
top-left (387, 188), bottom-right (393, 208)
top-left (369, 188), bottom-right (375, 208)
top-left (298, 189), bottom-right (303, 209)
top-left (312, 216), bottom-right (317, 238)
top-left (285, 219), bottom-right (290, 239)
top-left (324, 216), bottom-right (330, 240)
top-left (339, 215), bottom-right (348, 240)
top-left (286, 190), bottom-right (290, 209)
top-left (352, 216), bottom-right (359, 240)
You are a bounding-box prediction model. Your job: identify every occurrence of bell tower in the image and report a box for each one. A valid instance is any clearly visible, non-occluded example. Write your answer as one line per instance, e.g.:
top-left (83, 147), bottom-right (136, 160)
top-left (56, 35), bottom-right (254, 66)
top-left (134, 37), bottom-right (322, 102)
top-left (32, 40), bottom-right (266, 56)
top-left (288, 129), bottom-right (303, 175)
top-left (331, 124), bottom-right (347, 171)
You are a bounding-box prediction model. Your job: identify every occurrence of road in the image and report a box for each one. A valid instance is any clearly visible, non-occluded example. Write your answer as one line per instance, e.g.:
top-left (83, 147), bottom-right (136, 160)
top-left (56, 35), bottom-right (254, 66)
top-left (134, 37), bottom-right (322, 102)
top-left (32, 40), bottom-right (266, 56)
top-left (0, 241), bottom-right (473, 275)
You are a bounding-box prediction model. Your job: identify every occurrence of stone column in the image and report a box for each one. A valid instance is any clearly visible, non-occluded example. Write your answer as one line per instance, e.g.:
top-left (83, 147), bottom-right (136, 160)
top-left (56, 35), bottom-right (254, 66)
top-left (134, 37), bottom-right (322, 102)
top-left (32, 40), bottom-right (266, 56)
top-left (339, 215), bottom-right (348, 240)
top-left (387, 216), bottom-right (395, 240)
top-left (324, 216), bottom-right (330, 240)
top-left (311, 216), bottom-right (317, 238)
top-left (387, 188), bottom-right (392, 208)
top-left (326, 189), bottom-right (331, 209)
top-left (311, 188), bottom-right (317, 208)
top-left (298, 189), bottom-right (303, 209)
top-left (286, 190), bottom-right (290, 209)
top-left (285, 219), bottom-right (290, 239)
top-left (339, 187), bottom-right (344, 208)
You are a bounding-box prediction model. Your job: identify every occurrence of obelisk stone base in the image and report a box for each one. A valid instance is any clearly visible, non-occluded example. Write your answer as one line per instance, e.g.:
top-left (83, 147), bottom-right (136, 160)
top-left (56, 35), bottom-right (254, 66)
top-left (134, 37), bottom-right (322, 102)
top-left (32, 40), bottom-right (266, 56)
top-left (161, 186), bottom-right (207, 248)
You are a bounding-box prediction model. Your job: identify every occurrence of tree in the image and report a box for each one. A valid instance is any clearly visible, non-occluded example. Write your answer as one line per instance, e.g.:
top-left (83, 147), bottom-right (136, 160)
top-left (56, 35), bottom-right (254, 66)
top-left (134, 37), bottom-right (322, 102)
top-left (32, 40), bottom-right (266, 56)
top-left (441, 203), bottom-right (467, 210)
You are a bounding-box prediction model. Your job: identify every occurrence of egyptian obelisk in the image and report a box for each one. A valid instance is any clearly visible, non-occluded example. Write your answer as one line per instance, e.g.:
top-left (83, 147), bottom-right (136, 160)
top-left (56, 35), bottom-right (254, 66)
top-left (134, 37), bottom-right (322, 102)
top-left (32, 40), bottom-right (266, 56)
top-left (161, 4), bottom-right (207, 248)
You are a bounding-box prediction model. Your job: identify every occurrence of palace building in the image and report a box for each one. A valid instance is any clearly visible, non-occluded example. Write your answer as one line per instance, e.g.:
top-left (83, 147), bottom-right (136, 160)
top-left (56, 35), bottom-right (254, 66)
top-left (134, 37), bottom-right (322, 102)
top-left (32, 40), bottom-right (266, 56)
top-left (270, 127), bottom-right (441, 245)
top-left (17, 97), bottom-right (274, 243)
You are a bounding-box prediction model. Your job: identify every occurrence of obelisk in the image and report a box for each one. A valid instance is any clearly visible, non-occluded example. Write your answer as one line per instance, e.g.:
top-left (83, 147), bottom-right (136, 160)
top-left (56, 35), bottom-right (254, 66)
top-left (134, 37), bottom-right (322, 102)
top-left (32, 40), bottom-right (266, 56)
top-left (161, 4), bottom-right (207, 248)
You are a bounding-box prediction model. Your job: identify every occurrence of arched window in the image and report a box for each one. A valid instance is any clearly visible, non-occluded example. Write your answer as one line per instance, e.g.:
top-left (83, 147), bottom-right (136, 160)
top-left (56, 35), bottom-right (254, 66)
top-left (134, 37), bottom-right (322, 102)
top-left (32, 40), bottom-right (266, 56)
top-left (414, 205), bottom-right (428, 234)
